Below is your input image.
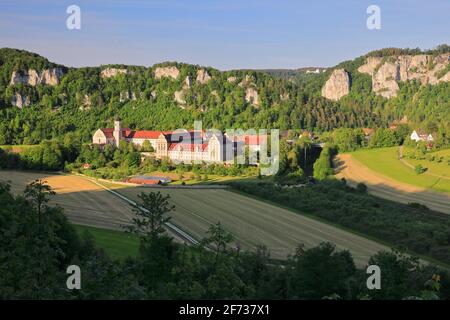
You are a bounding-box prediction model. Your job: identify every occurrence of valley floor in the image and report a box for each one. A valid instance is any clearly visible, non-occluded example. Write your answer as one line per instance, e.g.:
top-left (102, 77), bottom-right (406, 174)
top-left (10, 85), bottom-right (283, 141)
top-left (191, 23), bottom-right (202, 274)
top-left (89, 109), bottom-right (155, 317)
top-left (0, 169), bottom-right (390, 266)
top-left (335, 150), bottom-right (450, 215)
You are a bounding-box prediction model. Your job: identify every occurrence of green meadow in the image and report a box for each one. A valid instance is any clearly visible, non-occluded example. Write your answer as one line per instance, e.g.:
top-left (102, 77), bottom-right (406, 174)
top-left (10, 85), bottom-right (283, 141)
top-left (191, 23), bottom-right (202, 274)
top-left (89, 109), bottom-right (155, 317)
top-left (74, 224), bottom-right (140, 260)
top-left (352, 147), bottom-right (450, 193)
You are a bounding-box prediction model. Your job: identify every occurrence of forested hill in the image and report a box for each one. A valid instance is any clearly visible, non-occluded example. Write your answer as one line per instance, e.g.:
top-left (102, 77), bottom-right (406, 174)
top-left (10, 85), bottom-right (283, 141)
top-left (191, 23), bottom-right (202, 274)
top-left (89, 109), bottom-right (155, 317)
top-left (0, 46), bottom-right (449, 145)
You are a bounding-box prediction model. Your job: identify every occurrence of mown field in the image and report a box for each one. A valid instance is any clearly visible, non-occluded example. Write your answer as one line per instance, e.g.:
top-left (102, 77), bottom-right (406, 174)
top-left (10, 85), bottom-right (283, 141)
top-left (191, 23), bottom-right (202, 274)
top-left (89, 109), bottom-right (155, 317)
top-left (111, 184), bottom-right (389, 266)
top-left (0, 169), bottom-right (390, 266)
top-left (0, 170), bottom-right (135, 230)
top-left (351, 147), bottom-right (450, 194)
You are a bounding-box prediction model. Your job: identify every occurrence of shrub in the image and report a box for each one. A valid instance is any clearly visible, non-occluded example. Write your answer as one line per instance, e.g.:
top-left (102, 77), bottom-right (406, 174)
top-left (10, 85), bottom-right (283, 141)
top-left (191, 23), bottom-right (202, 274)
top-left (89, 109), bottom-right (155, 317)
top-left (356, 183), bottom-right (368, 193)
top-left (415, 164), bottom-right (427, 175)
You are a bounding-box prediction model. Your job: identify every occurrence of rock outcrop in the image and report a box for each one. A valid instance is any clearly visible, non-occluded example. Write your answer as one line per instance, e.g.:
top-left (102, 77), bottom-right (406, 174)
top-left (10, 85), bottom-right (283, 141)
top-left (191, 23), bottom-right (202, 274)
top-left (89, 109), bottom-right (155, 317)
top-left (227, 76), bottom-right (237, 83)
top-left (184, 76), bottom-right (192, 88)
top-left (11, 93), bottom-right (30, 108)
top-left (245, 87), bottom-right (260, 107)
top-left (154, 66), bottom-right (180, 80)
top-left (357, 56), bottom-right (381, 75)
top-left (79, 94), bottom-right (91, 111)
top-left (172, 75), bottom-right (194, 106)
top-left (280, 93), bottom-right (289, 101)
top-left (371, 61), bottom-right (400, 99)
top-left (196, 69), bottom-right (211, 84)
top-left (358, 54), bottom-right (450, 98)
top-left (101, 68), bottom-right (128, 78)
top-left (119, 91), bottom-right (137, 102)
top-left (40, 69), bottom-right (63, 85)
top-left (321, 69), bottom-right (350, 101)
top-left (174, 90), bottom-right (186, 105)
top-left (10, 68), bottom-right (63, 86)
top-left (239, 74), bottom-right (255, 87)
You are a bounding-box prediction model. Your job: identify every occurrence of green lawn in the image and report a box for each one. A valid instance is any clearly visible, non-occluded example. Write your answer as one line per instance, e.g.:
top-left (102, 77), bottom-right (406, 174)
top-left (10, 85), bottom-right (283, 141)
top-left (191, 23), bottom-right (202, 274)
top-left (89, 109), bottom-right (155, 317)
top-left (352, 147), bottom-right (450, 193)
top-left (74, 224), bottom-right (140, 259)
top-left (403, 148), bottom-right (450, 177)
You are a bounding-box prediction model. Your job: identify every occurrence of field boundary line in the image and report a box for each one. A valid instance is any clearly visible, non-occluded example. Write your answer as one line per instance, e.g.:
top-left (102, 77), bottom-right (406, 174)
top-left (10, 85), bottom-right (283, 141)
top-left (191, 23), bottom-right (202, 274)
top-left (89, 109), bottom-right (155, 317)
top-left (79, 175), bottom-right (199, 245)
top-left (399, 146), bottom-right (450, 181)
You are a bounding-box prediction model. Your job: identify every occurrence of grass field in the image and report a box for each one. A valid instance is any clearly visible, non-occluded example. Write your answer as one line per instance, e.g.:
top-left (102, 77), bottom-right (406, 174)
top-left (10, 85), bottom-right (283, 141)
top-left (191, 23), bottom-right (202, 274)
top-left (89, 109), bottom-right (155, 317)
top-left (0, 169), bottom-right (390, 266)
top-left (73, 224), bottom-right (139, 259)
top-left (109, 184), bottom-right (389, 266)
top-left (402, 147), bottom-right (450, 179)
top-left (351, 147), bottom-right (450, 193)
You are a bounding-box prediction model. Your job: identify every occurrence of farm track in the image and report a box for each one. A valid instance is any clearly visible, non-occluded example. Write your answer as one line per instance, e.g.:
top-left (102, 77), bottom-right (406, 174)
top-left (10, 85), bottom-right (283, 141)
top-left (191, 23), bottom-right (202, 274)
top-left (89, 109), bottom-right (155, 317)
top-left (0, 170), bottom-right (392, 266)
top-left (335, 154), bottom-right (450, 215)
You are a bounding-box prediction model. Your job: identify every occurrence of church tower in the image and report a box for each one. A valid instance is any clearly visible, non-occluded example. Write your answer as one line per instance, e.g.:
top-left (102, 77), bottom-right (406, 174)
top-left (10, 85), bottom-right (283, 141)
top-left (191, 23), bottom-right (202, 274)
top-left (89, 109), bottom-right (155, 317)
top-left (113, 116), bottom-right (122, 147)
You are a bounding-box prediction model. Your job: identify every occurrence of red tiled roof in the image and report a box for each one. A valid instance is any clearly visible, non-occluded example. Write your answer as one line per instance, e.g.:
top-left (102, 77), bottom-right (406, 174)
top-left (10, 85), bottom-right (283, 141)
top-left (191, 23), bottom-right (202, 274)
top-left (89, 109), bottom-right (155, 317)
top-left (100, 128), bottom-right (132, 139)
top-left (127, 130), bottom-right (161, 139)
top-left (244, 135), bottom-right (267, 146)
top-left (229, 134), bottom-right (267, 145)
top-left (127, 178), bottom-right (161, 185)
top-left (101, 128), bottom-right (160, 139)
top-left (415, 129), bottom-right (429, 136)
top-left (362, 128), bottom-right (375, 136)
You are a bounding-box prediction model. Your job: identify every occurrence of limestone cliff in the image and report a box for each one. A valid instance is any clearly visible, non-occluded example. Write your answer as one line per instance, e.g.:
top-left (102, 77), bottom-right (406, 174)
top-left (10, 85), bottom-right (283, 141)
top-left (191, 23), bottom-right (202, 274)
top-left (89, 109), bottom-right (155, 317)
top-left (154, 66), bottom-right (180, 79)
top-left (237, 74), bottom-right (260, 107)
top-left (101, 68), bottom-right (128, 78)
top-left (184, 76), bottom-right (192, 88)
top-left (10, 93), bottom-right (30, 109)
top-left (196, 69), bottom-right (211, 84)
top-left (357, 54), bottom-right (450, 98)
top-left (10, 68), bottom-right (63, 86)
top-left (173, 89), bottom-right (187, 109)
top-left (245, 87), bottom-right (260, 107)
top-left (321, 69), bottom-right (350, 101)
top-left (79, 94), bottom-right (91, 111)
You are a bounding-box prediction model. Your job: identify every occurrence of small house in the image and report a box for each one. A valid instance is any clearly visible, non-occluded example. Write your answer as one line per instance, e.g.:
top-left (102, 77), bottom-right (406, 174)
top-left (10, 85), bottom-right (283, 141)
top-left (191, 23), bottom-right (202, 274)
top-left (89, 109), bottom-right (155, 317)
top-left (410, 130), bottom-right (434, 143)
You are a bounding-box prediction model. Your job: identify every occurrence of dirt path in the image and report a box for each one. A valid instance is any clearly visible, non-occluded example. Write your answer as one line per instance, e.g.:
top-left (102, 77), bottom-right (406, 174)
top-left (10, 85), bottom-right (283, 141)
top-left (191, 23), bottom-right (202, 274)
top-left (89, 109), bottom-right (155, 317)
top-left (334, 154), bottom-right (450, 215)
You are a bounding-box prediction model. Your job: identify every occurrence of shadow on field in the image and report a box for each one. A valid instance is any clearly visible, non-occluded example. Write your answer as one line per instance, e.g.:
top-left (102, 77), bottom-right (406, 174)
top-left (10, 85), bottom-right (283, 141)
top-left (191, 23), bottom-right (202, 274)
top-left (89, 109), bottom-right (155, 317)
top-left (4, 169), bottom-right (450, 266)
top-left (333, 158), bottom-right (347, 174)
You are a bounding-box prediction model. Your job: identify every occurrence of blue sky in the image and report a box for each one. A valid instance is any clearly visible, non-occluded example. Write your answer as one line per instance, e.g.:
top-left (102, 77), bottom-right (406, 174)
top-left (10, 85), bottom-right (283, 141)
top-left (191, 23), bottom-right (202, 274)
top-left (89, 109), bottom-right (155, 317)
top-left (0, 0), bottom-right (449, 69)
